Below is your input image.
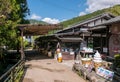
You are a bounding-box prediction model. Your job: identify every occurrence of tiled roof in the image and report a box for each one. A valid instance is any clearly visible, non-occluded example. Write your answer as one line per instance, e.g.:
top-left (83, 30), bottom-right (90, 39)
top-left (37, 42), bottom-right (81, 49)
top-left (89, 16), bottom-right (120, 31)
top-left (56, 13), bottom-right (115, 33)
top-left (98, 16), bottom-right (120, 26)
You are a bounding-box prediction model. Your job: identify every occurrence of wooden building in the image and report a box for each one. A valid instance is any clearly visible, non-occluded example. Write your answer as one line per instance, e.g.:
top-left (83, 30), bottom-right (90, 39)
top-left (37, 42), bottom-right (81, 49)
top-left (56, 13), bottom-right (120, 58)
top-left (55, 13), bottom-right (115, 58)
top-left (35, 13), bottom-right (120, 59)
top-left (90, 16), bottom-right (120, 57)
top-left (56, 13), bottom-right (115, 34)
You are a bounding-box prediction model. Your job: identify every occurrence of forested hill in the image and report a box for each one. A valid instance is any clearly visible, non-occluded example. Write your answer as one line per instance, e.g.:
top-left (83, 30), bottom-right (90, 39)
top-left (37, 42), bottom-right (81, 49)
top-left (29, 19), bottom-right (48, 24)
top-left (60, 5), bottom-right (120, 28)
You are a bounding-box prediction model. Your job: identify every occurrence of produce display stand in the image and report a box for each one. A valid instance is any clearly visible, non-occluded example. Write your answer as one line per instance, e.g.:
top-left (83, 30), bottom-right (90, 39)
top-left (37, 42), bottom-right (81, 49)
top-left (80, 51), bottom-right (94, 58)
top-left (73, 63), bottom-right (112, 82)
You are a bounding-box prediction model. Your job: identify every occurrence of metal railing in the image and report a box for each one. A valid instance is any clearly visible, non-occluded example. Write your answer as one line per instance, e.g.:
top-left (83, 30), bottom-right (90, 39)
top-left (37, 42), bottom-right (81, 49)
top-left (0, 59), bottom-right (25, 82)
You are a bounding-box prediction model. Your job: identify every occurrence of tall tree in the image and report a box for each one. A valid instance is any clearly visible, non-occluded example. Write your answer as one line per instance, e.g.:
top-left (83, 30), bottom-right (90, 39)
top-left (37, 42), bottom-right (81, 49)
top-left (0, 0), bottom-right (29, 58)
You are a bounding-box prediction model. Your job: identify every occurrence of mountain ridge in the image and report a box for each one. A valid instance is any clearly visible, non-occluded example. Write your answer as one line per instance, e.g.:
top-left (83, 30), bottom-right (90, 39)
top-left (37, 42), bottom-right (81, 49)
top-left (60, 5), bottom-right (120, 28)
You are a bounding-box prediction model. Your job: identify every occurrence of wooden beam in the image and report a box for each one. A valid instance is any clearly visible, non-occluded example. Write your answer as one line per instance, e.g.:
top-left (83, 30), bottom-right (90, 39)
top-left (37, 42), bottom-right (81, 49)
top-left (18, 24), bottom-right (63, 36)
top-left (58, 37), bottom-right (83, 42)
top-left (20, 29), bottom-right (25, 60)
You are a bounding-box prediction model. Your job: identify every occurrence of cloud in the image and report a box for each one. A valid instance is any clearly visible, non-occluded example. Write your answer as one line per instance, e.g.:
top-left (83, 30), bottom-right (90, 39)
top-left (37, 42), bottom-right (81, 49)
top-left (29, 14), bottom-right (60, 24)
top-left (30, 14), bottom-right (41, 20)
top-left (79, 12), bottom-right (86, 16)
top-left (42, 17), bottom-right (60, 24)
top-left (86, 0), bottom-right (120, 13)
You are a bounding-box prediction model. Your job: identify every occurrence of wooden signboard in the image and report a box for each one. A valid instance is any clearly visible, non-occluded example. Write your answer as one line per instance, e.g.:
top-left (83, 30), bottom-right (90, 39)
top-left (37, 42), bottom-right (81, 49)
top-left (96, 67), bottom-right (114, 81)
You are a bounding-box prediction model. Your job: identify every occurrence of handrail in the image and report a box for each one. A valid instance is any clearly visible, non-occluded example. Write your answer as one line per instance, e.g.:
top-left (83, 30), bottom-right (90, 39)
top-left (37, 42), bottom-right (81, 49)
top-left (0, 59), bottom-right (25, 82)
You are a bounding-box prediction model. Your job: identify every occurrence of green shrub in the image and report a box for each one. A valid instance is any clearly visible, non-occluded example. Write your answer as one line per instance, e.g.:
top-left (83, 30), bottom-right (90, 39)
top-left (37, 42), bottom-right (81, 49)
top-left (114, 54), bottom-right (120, 68)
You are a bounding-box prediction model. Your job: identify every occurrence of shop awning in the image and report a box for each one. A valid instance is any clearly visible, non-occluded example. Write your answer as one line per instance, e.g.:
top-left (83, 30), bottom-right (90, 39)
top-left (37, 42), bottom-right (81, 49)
top-left (58, 37), bottom-right (83, 42)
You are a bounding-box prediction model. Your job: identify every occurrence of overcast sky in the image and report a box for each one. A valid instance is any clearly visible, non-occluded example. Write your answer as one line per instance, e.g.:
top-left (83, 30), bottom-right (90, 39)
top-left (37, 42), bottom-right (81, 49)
top-left (27, 0), bottom-right (120, 24)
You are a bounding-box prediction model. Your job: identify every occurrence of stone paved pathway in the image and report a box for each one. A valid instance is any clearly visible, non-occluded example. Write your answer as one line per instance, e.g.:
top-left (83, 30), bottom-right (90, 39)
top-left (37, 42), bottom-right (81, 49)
top-left (23, 59), bottom-right (85, 82)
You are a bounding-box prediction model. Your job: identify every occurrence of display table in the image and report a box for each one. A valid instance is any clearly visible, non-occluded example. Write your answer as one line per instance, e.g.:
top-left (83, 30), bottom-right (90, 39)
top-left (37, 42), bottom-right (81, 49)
top-left (62, 52), bottom-right (74, 60)
top-left (80, 51), bottom-right (94, 58)
top-left (73, 63), bottom-right (112, 82)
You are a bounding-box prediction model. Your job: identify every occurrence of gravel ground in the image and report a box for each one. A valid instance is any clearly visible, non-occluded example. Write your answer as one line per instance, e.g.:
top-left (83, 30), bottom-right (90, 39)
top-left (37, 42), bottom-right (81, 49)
top-left (23, 58), bottom-right (85, 82)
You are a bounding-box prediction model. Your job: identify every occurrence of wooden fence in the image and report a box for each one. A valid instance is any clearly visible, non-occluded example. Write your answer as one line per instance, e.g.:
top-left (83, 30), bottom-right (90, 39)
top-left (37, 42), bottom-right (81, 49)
top-left (0, 59), bottom-right (25, 82)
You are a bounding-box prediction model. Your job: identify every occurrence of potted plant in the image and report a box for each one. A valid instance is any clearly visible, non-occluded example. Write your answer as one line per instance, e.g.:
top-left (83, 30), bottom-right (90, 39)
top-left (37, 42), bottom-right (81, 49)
top-left (114, 54), bottom-right (120, 72)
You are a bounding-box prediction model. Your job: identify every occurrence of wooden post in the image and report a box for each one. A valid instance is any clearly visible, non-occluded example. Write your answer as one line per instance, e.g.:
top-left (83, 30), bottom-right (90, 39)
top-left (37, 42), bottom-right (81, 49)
top-left (106, 25), bottom-right (110, 56)
top-left (100, 34), bottom-right (103, 53)
top-left (17, 31), bottom-right (20, 53)
top-left (17, 42), bottom-right (20, 53)
top-left (11, 69), bottom-right (15, 82)
top-left (20, 29), bottom-right (25, 60)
